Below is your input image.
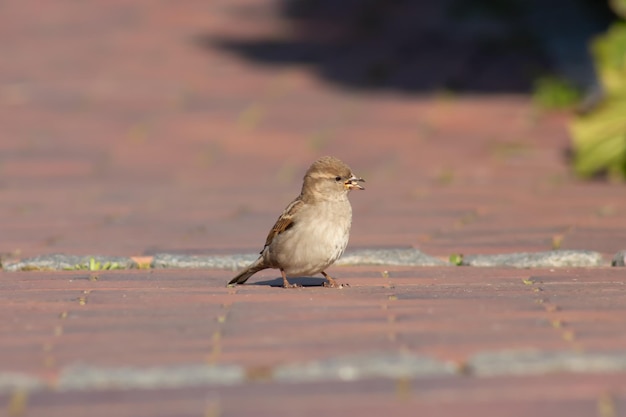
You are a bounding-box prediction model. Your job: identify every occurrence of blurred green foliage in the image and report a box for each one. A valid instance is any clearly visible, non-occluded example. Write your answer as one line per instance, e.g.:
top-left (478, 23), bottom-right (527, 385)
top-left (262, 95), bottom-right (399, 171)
top-left (533, 76), bottom-right (582, 109)
top-left (571, 15), bottom-right (626, 180)
top-left (610, 0), bottom-right (626, 19)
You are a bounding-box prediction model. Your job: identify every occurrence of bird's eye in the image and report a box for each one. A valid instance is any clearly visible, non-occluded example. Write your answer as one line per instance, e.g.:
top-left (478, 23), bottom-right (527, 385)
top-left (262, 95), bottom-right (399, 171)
top-left (334, 176), bottom-right (342, 182)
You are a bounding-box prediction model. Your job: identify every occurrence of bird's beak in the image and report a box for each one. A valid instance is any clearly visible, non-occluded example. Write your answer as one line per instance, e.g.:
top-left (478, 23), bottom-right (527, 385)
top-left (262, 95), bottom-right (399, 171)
top-left (345, 175), bottom-right (365, 190)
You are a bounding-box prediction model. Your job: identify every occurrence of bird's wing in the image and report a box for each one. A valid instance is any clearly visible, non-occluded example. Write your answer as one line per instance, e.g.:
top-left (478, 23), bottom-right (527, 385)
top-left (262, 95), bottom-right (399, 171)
top-left (262, 197), bottom-right (304, 250)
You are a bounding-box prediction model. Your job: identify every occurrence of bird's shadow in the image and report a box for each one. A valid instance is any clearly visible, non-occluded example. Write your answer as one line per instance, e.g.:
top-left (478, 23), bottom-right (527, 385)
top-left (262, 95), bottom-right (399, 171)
top-left (252, 277), bottom-right (327, 287)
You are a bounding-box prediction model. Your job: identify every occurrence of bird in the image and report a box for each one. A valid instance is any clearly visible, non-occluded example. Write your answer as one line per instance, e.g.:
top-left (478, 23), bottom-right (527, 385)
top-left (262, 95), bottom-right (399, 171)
top-left (227, 156), bottom-right (364, 288)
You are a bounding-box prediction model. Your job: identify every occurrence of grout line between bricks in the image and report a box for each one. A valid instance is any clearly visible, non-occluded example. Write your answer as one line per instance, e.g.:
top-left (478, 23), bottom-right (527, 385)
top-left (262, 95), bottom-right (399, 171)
top-left (524, 275), bottom-right (584, 351)
top-left (2, 350), bottom-right (626, 394)
top-left (2, 248), bottom-right (621, 272)
top-left (208, 302), bottom-right (232, 365)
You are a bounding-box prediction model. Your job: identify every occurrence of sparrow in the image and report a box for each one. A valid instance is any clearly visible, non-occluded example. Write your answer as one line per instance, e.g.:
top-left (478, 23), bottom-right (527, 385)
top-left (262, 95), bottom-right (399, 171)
top-left (228, 156), bottom-right (365, 288)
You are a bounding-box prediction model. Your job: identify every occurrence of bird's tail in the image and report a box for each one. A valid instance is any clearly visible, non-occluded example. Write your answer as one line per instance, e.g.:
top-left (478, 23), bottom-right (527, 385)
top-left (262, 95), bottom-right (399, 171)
top-left (227, 257), bottom-right (267, 286)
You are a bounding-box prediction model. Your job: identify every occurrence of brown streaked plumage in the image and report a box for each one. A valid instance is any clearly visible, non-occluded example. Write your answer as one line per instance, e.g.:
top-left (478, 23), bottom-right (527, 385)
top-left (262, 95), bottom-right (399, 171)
top-left (227, 156), bottom-right (364, 288)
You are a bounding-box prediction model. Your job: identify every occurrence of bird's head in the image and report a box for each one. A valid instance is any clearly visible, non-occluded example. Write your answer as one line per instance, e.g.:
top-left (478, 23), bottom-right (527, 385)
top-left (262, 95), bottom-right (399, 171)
top-left (301, 156), bottom-right (365, 200)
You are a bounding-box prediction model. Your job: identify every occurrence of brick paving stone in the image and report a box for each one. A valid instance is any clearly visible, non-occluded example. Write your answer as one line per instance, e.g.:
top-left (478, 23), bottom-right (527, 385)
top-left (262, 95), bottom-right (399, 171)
top-left (2, 267), bottom-right (626, 416)
top-left (2, 1), bottom-right (625, 261)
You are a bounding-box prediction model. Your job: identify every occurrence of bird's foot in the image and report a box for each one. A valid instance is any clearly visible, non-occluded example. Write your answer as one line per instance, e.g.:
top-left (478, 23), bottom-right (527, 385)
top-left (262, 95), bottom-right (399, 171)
top-left (321, 272), bottom-right (347, 288)
top-left (281, 270), bottom-right (302, 288)
top-left (282, 275), bottom-right (301, 288)
top-left (323, 279), bottom-right (348, 288)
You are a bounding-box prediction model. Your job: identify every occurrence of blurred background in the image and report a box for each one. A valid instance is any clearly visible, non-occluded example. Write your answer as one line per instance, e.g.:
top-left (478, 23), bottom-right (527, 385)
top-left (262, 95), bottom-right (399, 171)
top-left (1, 0), bottom-right (625, 261)
top-left (207, 0), bottom-right (611, 93)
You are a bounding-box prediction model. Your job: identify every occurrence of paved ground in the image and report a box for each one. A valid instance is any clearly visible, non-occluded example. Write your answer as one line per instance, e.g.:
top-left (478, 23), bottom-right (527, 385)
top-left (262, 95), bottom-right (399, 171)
top-left (1, 1), bottom-right (625, 416)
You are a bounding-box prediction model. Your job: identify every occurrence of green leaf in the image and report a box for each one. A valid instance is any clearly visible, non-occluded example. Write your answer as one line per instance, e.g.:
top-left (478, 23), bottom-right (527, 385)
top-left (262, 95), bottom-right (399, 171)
top-left (532, 76), bottom-right (581, 109)
top-left (571, 94), bottom-right (626, 179)
top-left (449, 253), bottom-right (464, 266)
top-left (592, 22), bottom-right (626, 95)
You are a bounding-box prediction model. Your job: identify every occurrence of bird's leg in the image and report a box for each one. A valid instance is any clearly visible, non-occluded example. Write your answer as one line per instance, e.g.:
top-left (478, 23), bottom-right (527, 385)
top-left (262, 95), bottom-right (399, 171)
top-left (321, 271), bottom-right (346, 288)
top-left (281, 269), bottom-right (299, 288)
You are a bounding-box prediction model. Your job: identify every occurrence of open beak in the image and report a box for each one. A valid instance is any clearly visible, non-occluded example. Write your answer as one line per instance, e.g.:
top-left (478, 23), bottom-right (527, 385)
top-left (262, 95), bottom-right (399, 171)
top-left (345, 175), bottom-right (365, 190)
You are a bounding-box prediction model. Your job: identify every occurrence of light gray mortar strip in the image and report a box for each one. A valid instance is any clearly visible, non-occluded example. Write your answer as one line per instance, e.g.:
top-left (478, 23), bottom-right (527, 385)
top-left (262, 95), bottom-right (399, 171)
top-left (3, 255), bottom-right (137, 272)
top-left (468, 350), bottom-right (626, 376)
top-left (336, 248), bottom-right (449, 267)
top-left (3, 350), bottom-right (626, 393)
top-left (3, 249), bottom-right (620, 271)
top-left (151, 253), bottom-right (259, 270)
top-left (0, 372), bottom-right (48, 392)
top-left (273, 352), bottom-right (457, 382)
top-left (151, 248), bottom-right (448, 269)
top-left (461, 250), bottom-right (605, 268)
top-left (56, 364), bottom-right (244, 391)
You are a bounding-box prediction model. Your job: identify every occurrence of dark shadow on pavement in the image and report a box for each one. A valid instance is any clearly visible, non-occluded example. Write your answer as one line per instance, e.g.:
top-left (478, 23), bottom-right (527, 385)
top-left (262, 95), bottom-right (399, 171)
top-left (195, 0), bottom-right (614, 94)
top-left (252, 277), bottom-right (328, 287)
